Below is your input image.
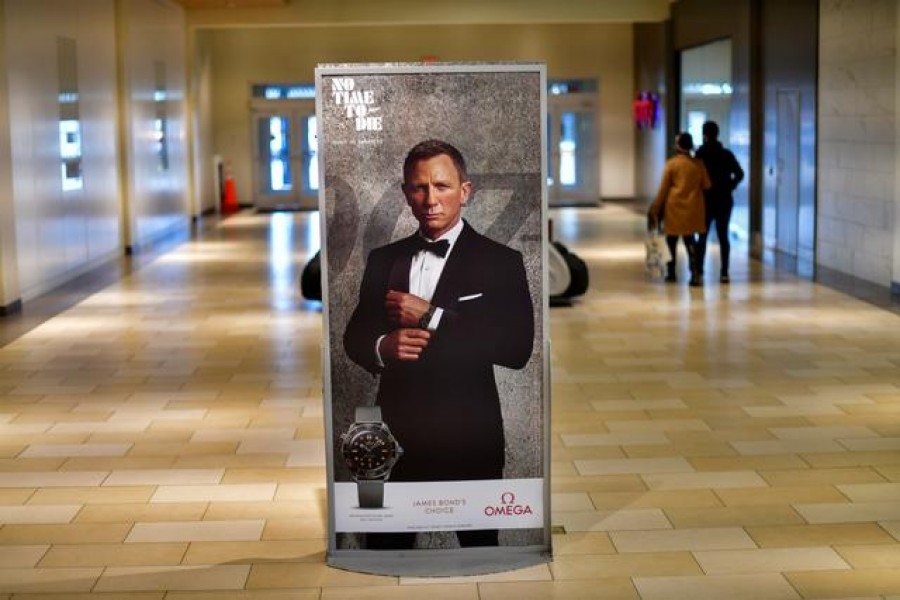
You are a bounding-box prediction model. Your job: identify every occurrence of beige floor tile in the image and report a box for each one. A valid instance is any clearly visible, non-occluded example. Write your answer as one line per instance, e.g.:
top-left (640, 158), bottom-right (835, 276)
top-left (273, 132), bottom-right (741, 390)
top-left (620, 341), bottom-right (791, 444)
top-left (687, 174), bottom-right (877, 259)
top-left (103, 469), bottom-right (223, 486)
top-left (39, 543), bottom-right (188, 567)
top-left (0, 567), bottom-right (102, 593)
top-left (550, 492), bottom-right (594, 512)
top-left (27, 486), bottom-right (155, 505)
top-left (786, 569), bottom-right (900, 598)
top-left (74, 502), bottom-right (207, 523)
top-left (261, 518), bottom-right (327, 541)
top-left (716, 486), bottom-right (847, 506)
top-left (126, 520), bottom-right (265, 543)
top-left (0, 489), bottom-right (37, 505)
top-left (559, 432), bottom-right (668, 446)
top-left (94, 565), bottom-right (250, 592)
top-left (554, 508), bottom-right (671, 532)
top-left (879, 521), bottom-right (900, 541)
top-left (690, 455), bottom-right (811, 471)
top-left (552, 475), bottom-right (647, 494)
top-left (634, 573), bottom-right (801, 599)
top-left (643, 471), bottom-right (767, 490)
top-left (20, 443), bottom-right (132, 458)
top-left (731, 439), bottom-right (846, 455)
top-left (166, 592), bottom-right (318, 600)
top-left (220, 467), bottom-right (325, 484)
top-left (611, 527), bottom-right (756, 552)
top-left (400, 564), bottom-right (551, 585)
top-left (588, 489), bottom-right (721, 509)
top-left (150, 483), bottom-right (276, 503)
top-left (837, 483), bottom-right (900, 502)
top-left (60, 457), bottom-right (176, 471)
top-left (0, 523), bottom-right (131, 544)
top-left (191, 428), bottom-right (296, 443)
top-left (203, 500), bottom-right (322, 521)
top-left (551, 532), bottom-right (616, 555)
top-left (0, 472), bottom-right (107, 488)
top-left (0, 545), bottom-right (49, 568)
top-left (771, 426), bottom-right (878, 440)
top-left (795, 502), bottom-right (900, 524)
top-left (840, 437), bottom-right (900, 451)
top-left (747, 523), bottom-right (897, 548)
top-left (182, 540), bottom-right (325, 564)
top-left (0, 505), bottom-right (80, 524)
top-left (477, 579), bottom-right (638, 600)
top-left (665, 505), bottom-right (805, 528)
top-left (837, 544), bottom-right (900, 569)
top-left (760, 468), bottom-right (887, 487)
top-left (695, 547), bottom-right (850, 574)
top-left (127, 441), bottom-right (238, 457)
top-left (574, 457), bottom-right (694, 476)
top-left (246, 563), bottom-right (395, 589)
top-left (172, 454), bottom-right (288, 469)
top-left (7, 593), bottom-right (164, 599)
top-left (322, 584), bottom-right (477, 600)
top-left (550, 553), bottom-right (701, 579)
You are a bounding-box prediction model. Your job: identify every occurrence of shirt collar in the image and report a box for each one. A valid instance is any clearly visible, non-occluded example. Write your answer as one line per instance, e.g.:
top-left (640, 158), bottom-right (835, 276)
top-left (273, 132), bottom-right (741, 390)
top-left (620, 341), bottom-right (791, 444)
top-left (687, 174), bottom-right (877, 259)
top-left (419, 218), bottom-right (464, 250)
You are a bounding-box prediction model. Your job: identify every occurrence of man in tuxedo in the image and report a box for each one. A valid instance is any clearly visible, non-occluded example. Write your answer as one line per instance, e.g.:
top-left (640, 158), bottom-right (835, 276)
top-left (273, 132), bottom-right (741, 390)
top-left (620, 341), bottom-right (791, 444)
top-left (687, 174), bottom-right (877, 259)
top-left (343, 139), bottom-right (534, 548)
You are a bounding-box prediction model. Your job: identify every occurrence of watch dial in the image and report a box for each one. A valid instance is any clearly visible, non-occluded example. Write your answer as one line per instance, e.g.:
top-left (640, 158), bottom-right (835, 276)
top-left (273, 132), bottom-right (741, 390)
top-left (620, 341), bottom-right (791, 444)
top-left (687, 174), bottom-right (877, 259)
top-left (341, 427), bottom-right (398, 477)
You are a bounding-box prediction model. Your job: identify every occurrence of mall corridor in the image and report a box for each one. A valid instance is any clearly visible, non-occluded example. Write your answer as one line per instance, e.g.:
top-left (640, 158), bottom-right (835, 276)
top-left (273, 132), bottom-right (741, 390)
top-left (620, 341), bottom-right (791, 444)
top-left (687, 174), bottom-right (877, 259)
top-left (0, 204), bottom-right (898, 598)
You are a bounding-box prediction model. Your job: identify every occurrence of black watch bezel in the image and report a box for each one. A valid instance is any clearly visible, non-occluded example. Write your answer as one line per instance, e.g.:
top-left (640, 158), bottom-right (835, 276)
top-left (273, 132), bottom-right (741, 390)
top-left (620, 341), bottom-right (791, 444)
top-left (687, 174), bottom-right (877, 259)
top-left (340, 421), bottom-right (402, 480)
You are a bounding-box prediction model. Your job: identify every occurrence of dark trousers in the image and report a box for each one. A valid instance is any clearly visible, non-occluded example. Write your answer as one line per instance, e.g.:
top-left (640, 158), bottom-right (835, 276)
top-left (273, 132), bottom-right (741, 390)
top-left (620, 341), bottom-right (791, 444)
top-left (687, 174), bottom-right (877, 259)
top-left (697, 200), bottom-right (733, 276)
top-left (665, 234), bottom-right (699, 278)
top-left (366, 529), bottom-right (499, 550)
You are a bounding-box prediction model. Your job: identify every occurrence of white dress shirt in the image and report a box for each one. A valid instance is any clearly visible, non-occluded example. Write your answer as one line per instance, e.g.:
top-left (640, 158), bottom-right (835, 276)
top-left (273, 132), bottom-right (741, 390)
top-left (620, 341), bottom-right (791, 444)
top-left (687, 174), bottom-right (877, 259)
top-left (375, 219), bottom-right (464, 365)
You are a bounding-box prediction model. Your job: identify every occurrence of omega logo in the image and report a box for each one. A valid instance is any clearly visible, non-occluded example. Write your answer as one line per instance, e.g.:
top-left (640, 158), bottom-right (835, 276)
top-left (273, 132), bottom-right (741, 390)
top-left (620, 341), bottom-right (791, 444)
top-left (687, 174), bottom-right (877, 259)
top-left (484, 491), bottom-right (533, 517)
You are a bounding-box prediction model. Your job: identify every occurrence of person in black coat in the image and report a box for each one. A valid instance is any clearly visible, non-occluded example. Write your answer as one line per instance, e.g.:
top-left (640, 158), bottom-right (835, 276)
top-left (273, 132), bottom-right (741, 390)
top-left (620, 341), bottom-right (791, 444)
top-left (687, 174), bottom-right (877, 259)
top-left (343, 139), bottom-right (534, 548)
top-left (695, 121), bottom-right (744, 283)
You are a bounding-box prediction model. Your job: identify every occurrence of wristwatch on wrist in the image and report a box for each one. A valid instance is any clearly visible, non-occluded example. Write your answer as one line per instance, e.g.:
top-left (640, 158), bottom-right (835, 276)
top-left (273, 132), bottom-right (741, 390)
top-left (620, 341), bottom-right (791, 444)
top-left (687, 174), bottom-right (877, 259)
top-left (418, 304), bottom-right (436, 329)
top-left (340, 406), bottom-right (403, 509)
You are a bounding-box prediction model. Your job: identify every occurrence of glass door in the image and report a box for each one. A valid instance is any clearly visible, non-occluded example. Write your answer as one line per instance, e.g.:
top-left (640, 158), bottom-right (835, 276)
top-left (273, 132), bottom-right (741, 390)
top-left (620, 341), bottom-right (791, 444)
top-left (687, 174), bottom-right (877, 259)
top-left (251, 100), bottom-right (318, 210)
top-left (547, 93), bottom-right (600, 207)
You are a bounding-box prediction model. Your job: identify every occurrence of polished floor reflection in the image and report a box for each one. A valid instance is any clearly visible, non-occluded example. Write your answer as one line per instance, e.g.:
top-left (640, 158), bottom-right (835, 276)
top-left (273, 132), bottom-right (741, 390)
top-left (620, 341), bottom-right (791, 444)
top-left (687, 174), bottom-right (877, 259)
top-left (0, 204), bottom-right (898, 598)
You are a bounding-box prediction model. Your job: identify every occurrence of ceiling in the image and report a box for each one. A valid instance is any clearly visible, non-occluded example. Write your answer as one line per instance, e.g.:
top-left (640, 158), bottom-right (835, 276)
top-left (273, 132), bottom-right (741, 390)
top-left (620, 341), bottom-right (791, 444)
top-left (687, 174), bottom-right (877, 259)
top-left (171, 0), bottom-right (286, 9)
top-left (174, 0), bottom-right (672, 28)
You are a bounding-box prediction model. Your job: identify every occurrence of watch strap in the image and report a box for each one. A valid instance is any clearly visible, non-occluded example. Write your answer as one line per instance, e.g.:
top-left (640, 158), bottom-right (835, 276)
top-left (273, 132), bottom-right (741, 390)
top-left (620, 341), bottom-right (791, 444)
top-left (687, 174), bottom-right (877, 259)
top-left (355, 406), bottom-right (381, 422)
top-left (358, 479), bottom-right (384, 508)
top-left (418, 305), bottom-right (436, 329)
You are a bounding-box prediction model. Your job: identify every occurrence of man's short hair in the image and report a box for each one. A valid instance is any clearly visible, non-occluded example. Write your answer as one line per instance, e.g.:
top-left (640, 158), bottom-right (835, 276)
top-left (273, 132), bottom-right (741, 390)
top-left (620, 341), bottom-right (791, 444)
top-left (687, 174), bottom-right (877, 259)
top-left (676, 132), bottom-right (694, 151)
top-left (702, 121), bottom-right (719, 139)
top-left (403, 139), bottom-right (468, 184)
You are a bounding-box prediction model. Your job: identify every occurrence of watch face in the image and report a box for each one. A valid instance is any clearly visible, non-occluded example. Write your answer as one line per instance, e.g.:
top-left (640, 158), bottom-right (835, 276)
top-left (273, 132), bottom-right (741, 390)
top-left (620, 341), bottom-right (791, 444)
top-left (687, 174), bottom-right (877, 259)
top-left (341, 423), bottom-right (400, 479)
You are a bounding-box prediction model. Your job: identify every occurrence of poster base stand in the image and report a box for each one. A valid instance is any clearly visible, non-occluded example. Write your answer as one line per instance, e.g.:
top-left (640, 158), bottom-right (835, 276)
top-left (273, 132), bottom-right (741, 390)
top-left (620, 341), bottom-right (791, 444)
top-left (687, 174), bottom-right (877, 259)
top-left (328, 545), bottom-right (551, 577)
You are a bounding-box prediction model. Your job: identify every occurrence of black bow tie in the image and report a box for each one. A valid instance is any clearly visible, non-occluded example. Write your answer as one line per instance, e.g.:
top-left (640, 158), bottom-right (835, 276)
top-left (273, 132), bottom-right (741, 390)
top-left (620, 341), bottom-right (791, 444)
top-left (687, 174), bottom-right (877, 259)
top-left (412, 237), bottom-right (450, 258)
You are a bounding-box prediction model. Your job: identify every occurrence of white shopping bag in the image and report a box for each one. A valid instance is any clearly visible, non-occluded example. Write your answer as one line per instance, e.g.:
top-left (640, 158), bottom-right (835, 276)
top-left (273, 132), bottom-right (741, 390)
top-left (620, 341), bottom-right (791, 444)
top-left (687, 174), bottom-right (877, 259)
top-left (644, 231), bottom-right (671, 279)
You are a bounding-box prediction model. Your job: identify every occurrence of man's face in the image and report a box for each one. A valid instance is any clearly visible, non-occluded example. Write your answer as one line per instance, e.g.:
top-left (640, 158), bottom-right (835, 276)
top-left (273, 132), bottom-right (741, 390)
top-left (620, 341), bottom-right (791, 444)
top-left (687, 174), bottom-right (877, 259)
top-left (402, 154), bottom-right (471, 240)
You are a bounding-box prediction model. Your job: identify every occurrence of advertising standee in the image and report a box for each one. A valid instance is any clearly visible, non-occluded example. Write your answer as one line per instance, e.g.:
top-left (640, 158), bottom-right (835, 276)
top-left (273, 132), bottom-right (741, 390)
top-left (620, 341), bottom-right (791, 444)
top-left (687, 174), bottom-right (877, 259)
top-left (318, 62), bottom-right (550, 576)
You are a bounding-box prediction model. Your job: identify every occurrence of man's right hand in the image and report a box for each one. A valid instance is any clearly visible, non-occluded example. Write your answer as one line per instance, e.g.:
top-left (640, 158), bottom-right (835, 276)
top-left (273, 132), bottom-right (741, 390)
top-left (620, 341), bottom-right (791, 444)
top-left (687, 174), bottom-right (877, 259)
top-left (378, 328), bottom-right (431, 362)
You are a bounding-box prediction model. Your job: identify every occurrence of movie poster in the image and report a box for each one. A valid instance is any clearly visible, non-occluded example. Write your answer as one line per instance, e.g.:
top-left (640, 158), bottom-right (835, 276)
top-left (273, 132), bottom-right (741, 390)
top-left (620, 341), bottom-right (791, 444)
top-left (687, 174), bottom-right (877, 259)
top-left (317, 63), bottom-right (549, 576)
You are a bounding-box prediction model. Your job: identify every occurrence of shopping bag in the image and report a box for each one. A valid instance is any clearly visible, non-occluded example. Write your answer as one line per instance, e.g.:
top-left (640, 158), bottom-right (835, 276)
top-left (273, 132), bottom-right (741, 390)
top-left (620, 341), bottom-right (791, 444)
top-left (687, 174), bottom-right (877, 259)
top-left (645, 231), bottom-right (671, 279)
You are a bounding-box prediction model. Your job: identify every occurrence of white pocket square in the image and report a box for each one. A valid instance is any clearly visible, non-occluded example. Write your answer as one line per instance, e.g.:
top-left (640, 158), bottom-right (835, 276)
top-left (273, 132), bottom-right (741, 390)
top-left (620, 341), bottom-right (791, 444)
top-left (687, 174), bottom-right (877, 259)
top-left (458, 293), bottom-right (483, 302)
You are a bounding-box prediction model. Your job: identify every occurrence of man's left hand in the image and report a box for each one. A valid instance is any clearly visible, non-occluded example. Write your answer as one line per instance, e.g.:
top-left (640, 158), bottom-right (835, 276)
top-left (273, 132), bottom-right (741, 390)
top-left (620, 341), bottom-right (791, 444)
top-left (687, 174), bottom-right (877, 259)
top-left (385, 290), bottom-right (430, 328)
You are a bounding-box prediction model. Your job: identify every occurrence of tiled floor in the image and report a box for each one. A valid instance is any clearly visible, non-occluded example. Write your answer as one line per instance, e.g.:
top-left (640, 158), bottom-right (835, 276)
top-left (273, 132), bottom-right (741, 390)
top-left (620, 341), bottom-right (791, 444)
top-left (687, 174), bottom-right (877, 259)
top-left (0, 204), bottom-right (899, 598)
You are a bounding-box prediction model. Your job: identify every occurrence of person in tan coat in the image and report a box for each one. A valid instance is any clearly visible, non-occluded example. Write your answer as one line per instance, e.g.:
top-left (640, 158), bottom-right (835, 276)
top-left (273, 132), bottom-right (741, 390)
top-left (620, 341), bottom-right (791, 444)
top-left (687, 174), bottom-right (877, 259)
top-left (649, 132), bottom-right (711, 286)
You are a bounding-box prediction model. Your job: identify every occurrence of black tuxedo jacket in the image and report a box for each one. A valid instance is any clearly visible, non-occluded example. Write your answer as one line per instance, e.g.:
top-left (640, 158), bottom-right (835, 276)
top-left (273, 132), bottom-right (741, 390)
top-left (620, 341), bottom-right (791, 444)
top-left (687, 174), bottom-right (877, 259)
top-left (344, 221), bottom-right (534, 482)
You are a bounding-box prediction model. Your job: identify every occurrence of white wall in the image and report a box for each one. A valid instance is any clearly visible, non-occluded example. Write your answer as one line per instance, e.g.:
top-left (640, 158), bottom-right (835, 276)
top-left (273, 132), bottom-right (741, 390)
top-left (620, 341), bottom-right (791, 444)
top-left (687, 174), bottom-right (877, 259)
top-left (818, 0), bottom-right (896, 286)
top-left (5, 0), bottom-right (122, 300)
top-left (0, 2), bottom-right (20, 308)
top-left (119, 0), bottom-right (189, 250)
top-left (199, 23), bottom-right (635, 207)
